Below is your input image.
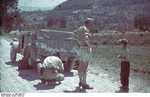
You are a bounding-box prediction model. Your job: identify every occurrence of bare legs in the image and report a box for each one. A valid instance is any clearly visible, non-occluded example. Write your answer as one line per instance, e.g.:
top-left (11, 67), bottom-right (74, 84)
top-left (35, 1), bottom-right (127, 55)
top-left (78, 60), bottom-right (89, 85)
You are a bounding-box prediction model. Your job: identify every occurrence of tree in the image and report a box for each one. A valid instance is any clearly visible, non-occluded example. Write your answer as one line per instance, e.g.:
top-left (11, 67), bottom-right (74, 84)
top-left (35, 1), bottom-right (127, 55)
top-left (59, 17), bottom-right (67, 28)
top-left (47, 19), bottom-right (55, 27)
top-left (0, 0), bottom-right (24, 33)
top-left (134, 14), bottom-right (149, 32)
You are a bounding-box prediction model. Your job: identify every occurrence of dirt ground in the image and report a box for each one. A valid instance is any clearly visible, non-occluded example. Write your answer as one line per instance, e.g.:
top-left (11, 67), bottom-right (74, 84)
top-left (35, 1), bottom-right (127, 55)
top-left (0, 34), bottom-right (150, 93)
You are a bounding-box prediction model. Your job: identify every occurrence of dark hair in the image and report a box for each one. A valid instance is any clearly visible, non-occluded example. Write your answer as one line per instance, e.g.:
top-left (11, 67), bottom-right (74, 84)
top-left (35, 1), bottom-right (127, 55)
top-left (51, 52), bottom-right (60, 58)
top-left (121, 42), bottom-right (127, 46)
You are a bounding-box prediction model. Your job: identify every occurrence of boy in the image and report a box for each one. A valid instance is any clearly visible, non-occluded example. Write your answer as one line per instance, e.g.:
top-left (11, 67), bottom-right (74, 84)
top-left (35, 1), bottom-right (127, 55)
top-left (117, 38), bottom-right (130, 91)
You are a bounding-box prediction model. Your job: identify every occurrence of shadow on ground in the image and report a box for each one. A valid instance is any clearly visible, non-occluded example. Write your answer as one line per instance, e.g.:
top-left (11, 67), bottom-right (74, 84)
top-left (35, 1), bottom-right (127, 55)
top-left (5, 61), bottom-right (39, 81)
top-left (17, 69), bottom-right (39, 81)
top-left (34, 81), bottom-right (61, 90)
top-left (115, 87), bottom-right (129, 93)
top-left (62, 71), bottom-right (74, 77)
top-left (5, 61), bottom-right (19, 67)
top-left (64, 86), bottom-right (86, 93)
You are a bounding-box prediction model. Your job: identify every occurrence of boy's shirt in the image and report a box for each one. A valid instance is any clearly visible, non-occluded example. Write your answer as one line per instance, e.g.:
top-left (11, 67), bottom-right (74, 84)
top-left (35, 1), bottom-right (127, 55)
top-left (120, 47), bottom-right (130, 61)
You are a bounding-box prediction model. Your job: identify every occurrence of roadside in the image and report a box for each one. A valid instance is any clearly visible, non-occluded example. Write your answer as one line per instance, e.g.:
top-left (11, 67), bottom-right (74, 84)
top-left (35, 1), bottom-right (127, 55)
top-left (0, 35), bottom-right (150, 93)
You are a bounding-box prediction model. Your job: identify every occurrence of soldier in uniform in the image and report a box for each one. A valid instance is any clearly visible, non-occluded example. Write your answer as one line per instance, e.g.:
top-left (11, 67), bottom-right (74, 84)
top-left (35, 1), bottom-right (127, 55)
top-left (72, 18), bottom-right (94, 89)
top-left (37, 52), bottom-right (64, 83)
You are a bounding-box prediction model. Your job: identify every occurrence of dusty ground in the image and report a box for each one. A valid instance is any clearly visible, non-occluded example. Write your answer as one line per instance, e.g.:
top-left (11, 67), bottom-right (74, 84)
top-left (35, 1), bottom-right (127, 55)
top-left (0, 34), bottom-right (150, 93)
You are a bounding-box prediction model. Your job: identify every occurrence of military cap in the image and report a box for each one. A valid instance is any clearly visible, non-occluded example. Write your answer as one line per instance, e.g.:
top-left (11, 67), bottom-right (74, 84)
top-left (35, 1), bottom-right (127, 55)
top-left (85, 18), bottom-right (94, 23)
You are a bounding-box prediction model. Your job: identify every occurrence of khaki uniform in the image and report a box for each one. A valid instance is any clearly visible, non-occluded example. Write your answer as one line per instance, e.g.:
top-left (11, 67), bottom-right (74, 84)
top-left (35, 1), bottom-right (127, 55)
top-left (37, 56), bottom-right (64, 81)
top-left (72, 25), bottom-right (92, 86)
top-left (72, 26), bottom-right (92, 62)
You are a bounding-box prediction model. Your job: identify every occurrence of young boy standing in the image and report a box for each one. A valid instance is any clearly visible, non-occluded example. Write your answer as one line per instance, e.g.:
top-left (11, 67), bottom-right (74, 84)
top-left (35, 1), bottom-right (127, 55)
top-left (117, 38), bottom-right (130, 91)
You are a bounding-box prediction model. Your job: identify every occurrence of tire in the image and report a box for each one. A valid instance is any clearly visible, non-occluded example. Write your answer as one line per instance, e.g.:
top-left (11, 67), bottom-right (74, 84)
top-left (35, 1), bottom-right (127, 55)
top-left (18, 59), bottom-right (32, 70)
top-left (64, 57), bottom-right (76, 72)
top-left (10, 47), bottom-right (17, 62)
top-left (18, 45), bottom-right (32, 70)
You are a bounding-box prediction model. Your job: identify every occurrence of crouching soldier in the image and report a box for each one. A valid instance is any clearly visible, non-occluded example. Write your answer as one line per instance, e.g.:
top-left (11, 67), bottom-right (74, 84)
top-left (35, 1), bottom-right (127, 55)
top-left (37, 53), bottom-right (64, 83)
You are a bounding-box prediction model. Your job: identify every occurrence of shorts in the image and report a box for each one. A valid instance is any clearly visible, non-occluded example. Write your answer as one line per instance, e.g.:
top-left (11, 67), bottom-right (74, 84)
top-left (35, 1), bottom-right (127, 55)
top-left (78, 46), bottom-right (92, 62)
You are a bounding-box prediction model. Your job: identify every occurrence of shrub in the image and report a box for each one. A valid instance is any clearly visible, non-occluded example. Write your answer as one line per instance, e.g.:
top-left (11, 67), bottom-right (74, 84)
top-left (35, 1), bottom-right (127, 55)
top-left (134, 14), bottom-right (149, 32)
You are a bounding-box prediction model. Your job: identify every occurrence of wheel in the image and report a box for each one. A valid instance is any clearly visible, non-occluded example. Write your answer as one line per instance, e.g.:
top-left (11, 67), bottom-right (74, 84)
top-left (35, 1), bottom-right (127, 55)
top-left (28, 57), bottom-right (37, 69)
top-left (18, 45), bottom-right (32, 70)
top-left (18, 59), bottom-right (32, 70)
top-left (10, 47), bottom-right (17, 62)
top-left (64, 57), bottom-right (76, 72)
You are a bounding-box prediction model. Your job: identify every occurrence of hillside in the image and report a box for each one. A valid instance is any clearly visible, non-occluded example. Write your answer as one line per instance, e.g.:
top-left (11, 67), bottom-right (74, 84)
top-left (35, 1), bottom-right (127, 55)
top-left (21, 0), bottom-right (150, 29)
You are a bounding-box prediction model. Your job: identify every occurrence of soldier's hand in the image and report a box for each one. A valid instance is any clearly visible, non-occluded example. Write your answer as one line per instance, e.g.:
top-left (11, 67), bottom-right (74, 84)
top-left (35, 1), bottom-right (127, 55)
top-left (58, 68), bottom-right (64, 72)
top-left (117, 55), bottom-right (121, 58)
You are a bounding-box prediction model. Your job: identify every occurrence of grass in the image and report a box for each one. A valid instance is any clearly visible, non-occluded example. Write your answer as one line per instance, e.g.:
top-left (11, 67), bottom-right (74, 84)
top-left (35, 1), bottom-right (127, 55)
top-left (91, 30), bottom-right (150, 74)
top-left (92, 44), bottom-right (150, 75)
top-left (91, 31), bottom-right (150, 46)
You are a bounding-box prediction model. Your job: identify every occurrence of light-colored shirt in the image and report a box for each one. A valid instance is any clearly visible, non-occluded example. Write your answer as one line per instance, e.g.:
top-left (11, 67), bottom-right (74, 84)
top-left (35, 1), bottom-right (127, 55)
top-left (43, 56), bottom-right (64, 70)
top-left (72, 26), bottom-right (91, 46)
top-left (120, 47), bottom-right (130, 61)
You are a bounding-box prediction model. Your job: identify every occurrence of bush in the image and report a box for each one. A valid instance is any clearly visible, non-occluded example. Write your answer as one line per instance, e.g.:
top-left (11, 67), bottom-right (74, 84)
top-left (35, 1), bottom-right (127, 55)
top-left (134, 14), bottom-right (149, 32)
top-left (1, 0), bottom-right (24, 33)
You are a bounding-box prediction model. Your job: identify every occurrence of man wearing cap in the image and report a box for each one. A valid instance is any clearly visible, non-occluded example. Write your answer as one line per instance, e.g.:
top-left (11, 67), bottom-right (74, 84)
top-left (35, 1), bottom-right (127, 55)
top-left (117, 38), bottom-right (130, 92)
top-left (72, 18), bottom-right (94, 89)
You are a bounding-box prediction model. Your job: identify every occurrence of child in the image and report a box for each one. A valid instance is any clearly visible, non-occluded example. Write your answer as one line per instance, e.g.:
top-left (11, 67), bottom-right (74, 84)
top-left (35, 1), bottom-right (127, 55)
top-left (117, 38), bottom-right (130, 90)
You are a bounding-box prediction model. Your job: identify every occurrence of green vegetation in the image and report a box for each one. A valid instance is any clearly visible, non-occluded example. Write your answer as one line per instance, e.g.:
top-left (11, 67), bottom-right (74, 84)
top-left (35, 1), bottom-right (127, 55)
top-left (1, 0), bottom-right (24, 33)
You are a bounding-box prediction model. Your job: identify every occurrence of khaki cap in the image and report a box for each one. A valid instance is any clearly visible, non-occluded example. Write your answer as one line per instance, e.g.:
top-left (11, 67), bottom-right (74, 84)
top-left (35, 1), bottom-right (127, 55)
top-left (117, 38), bottom-right (128, 44)
top-left (85, 18), bottom-right (94, 23)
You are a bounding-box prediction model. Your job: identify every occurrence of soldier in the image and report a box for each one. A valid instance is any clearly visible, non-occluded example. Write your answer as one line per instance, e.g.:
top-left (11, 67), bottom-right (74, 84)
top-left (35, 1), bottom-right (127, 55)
top-left (72, 18), bottom-right (94, 89)
top-left (117, 38), bottom-right (130, 92)
top-left (37, 52), bottom-right (64, 83)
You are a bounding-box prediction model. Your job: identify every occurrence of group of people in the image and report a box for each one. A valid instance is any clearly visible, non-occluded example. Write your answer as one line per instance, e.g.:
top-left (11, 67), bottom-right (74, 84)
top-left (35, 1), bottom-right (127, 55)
top-left (37, 18), bottom-right (130, 91)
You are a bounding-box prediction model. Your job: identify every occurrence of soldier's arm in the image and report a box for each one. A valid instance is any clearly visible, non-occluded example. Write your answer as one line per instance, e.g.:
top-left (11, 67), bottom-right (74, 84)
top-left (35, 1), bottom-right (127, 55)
top-left (72, 30), bottom-right (77, 40)
top-left (84, 34), bottom-right (91, 47)
top-left (57, 61), bottom-right (64, 72)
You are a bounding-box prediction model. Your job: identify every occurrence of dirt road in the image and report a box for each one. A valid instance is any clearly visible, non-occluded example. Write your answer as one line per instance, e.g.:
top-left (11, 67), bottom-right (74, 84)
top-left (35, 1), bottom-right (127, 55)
top-left (0, 36), bottom-right (150, 93)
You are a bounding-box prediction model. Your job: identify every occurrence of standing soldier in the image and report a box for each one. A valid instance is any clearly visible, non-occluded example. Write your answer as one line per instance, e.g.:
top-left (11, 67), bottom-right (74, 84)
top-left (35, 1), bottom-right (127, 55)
top-left (72, 18), bottom-right (94, 89)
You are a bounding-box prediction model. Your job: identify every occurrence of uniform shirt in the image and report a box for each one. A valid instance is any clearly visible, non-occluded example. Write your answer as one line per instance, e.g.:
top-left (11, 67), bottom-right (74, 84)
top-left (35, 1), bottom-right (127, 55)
top-left (120, 47), bottom-right (130, 61)
top-left (43, 56), bottom-right (64, 70)
top-left (72, 26), bottom-right (91, 46)
top-left (39, 56), bottom-right (64, 80)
